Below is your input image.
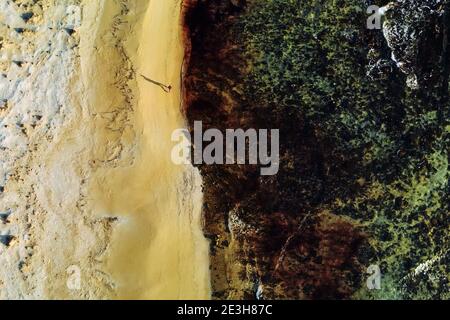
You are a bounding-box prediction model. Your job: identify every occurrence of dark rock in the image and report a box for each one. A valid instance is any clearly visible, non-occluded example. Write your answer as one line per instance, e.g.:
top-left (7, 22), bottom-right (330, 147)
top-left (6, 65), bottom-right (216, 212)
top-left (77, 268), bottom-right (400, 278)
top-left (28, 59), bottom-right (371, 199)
top-left (20, 12), bottom-right (34, 22)
top-left (0, 235), bottom-right (14, 246)
top-left (382, 0), bottom-right (449, 89)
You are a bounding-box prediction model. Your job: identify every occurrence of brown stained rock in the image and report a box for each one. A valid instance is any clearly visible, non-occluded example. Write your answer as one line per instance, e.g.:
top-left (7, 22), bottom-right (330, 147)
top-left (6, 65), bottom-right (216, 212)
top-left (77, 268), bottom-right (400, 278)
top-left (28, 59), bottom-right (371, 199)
top-left (272, 213), bottom-right (365, 299)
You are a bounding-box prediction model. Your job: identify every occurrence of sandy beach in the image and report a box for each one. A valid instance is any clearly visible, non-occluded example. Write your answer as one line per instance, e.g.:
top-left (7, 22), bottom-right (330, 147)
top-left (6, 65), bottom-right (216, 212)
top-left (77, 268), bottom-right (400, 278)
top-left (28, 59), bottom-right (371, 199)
top-left (0, 0), bottom-right (210, 299)
top-left (86, 0), bottom-right (211, 299)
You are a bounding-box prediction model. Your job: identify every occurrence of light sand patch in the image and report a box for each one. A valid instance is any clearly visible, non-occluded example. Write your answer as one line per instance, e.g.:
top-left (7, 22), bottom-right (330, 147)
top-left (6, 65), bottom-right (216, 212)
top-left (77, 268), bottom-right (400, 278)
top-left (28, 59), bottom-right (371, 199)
top-left (0, 0), bottom-right (115, 299)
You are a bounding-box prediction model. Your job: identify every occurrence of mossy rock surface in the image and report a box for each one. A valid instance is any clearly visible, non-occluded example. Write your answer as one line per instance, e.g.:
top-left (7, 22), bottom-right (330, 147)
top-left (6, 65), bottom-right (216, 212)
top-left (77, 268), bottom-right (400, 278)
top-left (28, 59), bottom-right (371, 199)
top-left (183, 0), bottom-right (449, 299)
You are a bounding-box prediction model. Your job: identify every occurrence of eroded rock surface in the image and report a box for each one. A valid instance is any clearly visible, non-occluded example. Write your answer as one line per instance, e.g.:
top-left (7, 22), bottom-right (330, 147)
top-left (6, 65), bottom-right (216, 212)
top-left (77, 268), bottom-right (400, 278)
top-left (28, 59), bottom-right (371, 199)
top-left (381, 0), bottom-right (449, 89)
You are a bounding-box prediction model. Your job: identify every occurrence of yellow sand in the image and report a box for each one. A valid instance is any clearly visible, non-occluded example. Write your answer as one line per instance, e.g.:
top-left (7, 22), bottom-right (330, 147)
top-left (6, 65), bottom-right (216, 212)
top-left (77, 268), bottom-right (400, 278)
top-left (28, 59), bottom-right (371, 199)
top-left (85, 0), bottom-right (211, 299)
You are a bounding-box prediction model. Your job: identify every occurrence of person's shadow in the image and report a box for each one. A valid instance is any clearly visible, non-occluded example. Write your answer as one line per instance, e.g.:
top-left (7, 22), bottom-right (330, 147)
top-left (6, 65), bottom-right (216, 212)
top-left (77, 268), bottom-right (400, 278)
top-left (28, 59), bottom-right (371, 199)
top-left (140, 74), bottom-right (172, 93)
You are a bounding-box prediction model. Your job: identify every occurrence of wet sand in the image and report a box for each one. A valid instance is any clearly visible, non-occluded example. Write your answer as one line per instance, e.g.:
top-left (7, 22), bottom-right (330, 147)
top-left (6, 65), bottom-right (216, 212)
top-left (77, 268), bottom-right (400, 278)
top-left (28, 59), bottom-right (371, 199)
top-left (86, 0), bottom-right (211, 299)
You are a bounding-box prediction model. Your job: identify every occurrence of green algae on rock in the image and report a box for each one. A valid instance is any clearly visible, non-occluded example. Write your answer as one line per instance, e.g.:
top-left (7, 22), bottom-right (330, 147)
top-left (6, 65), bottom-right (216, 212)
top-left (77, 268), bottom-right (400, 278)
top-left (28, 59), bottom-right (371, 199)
top-left (183, 0), bottom-right (449, 299)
